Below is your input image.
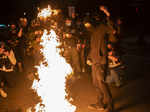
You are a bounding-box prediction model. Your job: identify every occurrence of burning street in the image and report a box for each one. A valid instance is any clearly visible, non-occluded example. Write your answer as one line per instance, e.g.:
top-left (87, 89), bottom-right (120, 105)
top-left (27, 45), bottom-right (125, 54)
top-left (0, 40), bottom-right (150, 112)
top-left (32, 29), bottom-right (76, 112)
top-left (0, 1), bottom-right (146, 112)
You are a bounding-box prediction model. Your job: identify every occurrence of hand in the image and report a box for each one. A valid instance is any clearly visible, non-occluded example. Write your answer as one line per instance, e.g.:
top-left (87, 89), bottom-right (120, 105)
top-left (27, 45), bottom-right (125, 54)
top-left (4, 51), bottom-right (9, 56)
top-left (87, 59), bottom-right (92, 66)
top-left (114, 57), bottom-right (118, 62)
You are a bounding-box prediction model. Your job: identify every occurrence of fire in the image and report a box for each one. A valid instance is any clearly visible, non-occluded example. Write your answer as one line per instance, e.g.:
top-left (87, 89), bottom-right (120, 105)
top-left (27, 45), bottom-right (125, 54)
top-left (31, 5), bottom-right (76, 112)
top-left (32, 29), bottom-right (76, 112)
top-left (37, 6), bottom-right (60, 19)
top-left (38, 5), bottom-right (52, 18)
top-left (53, 9), bottom-right (60, 16)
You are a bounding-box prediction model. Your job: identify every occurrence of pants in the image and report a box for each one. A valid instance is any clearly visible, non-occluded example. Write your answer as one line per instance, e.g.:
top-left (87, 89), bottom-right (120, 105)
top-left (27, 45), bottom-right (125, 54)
top-left (92, 63), bottom-right (113, 110)
top-left (0, 71), bottom-right (16, 88)
top-left (80, 48), bottom-right (86, 71)
top-left (106, 69), bottom-right (121, 86)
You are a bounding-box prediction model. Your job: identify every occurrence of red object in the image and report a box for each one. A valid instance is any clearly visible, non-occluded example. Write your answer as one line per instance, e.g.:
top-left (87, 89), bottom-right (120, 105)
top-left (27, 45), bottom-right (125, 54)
top-left (82, 44), bottom-right (85, 48)
top-left (136, 8), bottom-right (138, 13)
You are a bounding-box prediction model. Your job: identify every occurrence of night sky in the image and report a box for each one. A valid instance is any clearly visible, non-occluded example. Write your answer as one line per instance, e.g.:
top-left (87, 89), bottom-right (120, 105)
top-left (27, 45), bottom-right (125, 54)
top-left (0, 0), bottom-right (144, 24)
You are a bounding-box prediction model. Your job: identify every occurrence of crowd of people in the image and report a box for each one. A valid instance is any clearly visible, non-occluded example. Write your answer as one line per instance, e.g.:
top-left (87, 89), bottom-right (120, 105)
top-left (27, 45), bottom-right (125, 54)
top-left (0, 5), bottom-right (126, 112)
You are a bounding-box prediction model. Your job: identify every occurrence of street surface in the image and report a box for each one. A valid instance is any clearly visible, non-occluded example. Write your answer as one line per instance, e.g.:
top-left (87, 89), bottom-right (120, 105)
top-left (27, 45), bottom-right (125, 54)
top-left (0, 35), bottom-right (150, 112)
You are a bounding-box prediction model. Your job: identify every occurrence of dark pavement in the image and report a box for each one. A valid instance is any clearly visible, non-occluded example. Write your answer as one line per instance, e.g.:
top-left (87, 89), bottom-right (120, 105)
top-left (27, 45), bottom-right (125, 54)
top-left (0, 35), bottom-right (150, 112)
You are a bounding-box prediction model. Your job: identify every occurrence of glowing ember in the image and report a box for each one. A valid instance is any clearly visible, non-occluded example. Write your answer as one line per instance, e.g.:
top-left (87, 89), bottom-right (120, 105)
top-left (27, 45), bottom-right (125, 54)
top-left (32, 29), bottom-right (76, 112)
top-left (38, 5), bottom-right (52, 18)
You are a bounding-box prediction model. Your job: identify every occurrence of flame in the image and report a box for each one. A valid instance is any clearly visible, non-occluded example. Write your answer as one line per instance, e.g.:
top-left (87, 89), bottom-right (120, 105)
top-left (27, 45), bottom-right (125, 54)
top-left (53, 9), bottom-right (60, 16)
top-left (32, 29), bottom-right (76, 112)
top-left (38, 5), bottom-right (52, 18)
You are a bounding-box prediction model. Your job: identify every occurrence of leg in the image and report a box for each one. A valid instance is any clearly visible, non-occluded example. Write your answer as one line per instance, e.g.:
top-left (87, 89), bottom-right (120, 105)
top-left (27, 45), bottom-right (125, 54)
top-left (110, 69), bottom-right (121, 87)
top-left (89, 64), bottom-right (113, 111)
top-left (18, 62), bottom-right (23, 72)
top-left (99, 66), bottom-right (113, 111)
top-left (71, 48), bottom-right (81, 74)
top-left (96, 64), bottom-right (113, 111)
top-left (80, 48), bottom-right (86, 72)
top-left (0, 72), bottom-right (7, 98)
top-left (91, 65), bottom-right (98, 87)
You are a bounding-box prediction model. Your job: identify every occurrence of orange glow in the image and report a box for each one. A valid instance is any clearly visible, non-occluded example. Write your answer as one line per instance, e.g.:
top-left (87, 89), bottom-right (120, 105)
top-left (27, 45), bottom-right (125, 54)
top-left (32, 29), bottom-right (76, 112)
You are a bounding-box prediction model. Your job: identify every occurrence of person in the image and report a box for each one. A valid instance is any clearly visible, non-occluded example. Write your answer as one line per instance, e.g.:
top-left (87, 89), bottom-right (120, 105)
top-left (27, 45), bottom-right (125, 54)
top-left (77, 39), bottom-right (86, 73)
top-left (7, 22), bottom-right (22, 72)
top-left (29, 29), bottom-right (43, 65)
top-left (63, 31), bottom-right (81, 75)
top-left (0, 42), bottom-right (16, 98)
top-left (7, 22), bottom-right (18, 48)
top-left (115, 18), bottom-right (122, 39)
top-left (76, 19), bottom-right (88, 73)
top-left (62, 18), bottom-right (81, 76)
top-left (106, 43), bottom-right (122, 87)
top-left (86, 14), bottom-right (114, 112)
top-left (14, 17), bottom-right (28, 72)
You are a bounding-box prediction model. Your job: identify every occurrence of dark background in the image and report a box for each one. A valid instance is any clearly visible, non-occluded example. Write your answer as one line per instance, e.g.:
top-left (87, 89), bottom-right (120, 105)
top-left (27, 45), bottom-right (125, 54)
top-left (0, 0), bottom-right (144, 25)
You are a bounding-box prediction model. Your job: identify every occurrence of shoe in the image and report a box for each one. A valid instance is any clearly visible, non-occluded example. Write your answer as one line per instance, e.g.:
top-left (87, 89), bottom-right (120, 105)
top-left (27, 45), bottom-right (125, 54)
top-left (102, 107), bottom-right (114, 112)
top-left (88, 104), bottom-right (105, 111)
top-left (0, 88), bottom-right (7, 98)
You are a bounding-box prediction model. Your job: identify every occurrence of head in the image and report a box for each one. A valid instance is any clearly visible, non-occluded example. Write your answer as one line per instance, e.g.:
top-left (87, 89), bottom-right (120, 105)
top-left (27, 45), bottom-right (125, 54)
top-left (107, 42), bottom-right (115, 50)
top-left (9, 22), bottom-right (17, 34)
top-left (84, 22), bottom-right (92, 29)
top-left (10, 24), bottom-right (16, 30)
top-left (19, 17), bottom-right (28, 27)
top-left (71, 13), bottom-right (76, 19)
top-left (66, 33), bottom-right (72, 38)
top-left (0, 42), bottom-right (5, 54)
top-left (107, 43), bottom-right (112, 49)
top-left (83, 20), bottom-right (95, 32)
top-left (76, 19), bottom-right (82, 26)
top-left (116, 18), bottom-right (122, 25)
top-left (65, 18), bottom-right (72, 26)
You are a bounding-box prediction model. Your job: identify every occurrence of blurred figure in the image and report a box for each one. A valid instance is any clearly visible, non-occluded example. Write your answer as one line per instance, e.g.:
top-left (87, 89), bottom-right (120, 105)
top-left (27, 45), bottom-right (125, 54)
top-left (86, 15), bottom-right (114, 112)
top-left (77, 39), bottom-right (86, 73)
top-left (63, 32), bottom-right (81, 75)
top-left (76, 19), bottom-right (87, 72)
top-left (30, 29), bottom-right (43, 65)
top-left (17, 17), bottom-right (28, 72)
top-left (106, 43), bottom-right (122, 87)
top-left (62, 18), bottom-right (81, 77)
top-left (113, 17), bottom-right (126, 57)
top-left (114, 17), bottom-right (123, 42)
top-left (83, 21), bottom-right (94, 72)
top-left (8, 22), bottom-right (19, 48)
top-left (0, 42), bottom-right (16, 98)
top-left (8, 22), bottom-right (23, 73)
